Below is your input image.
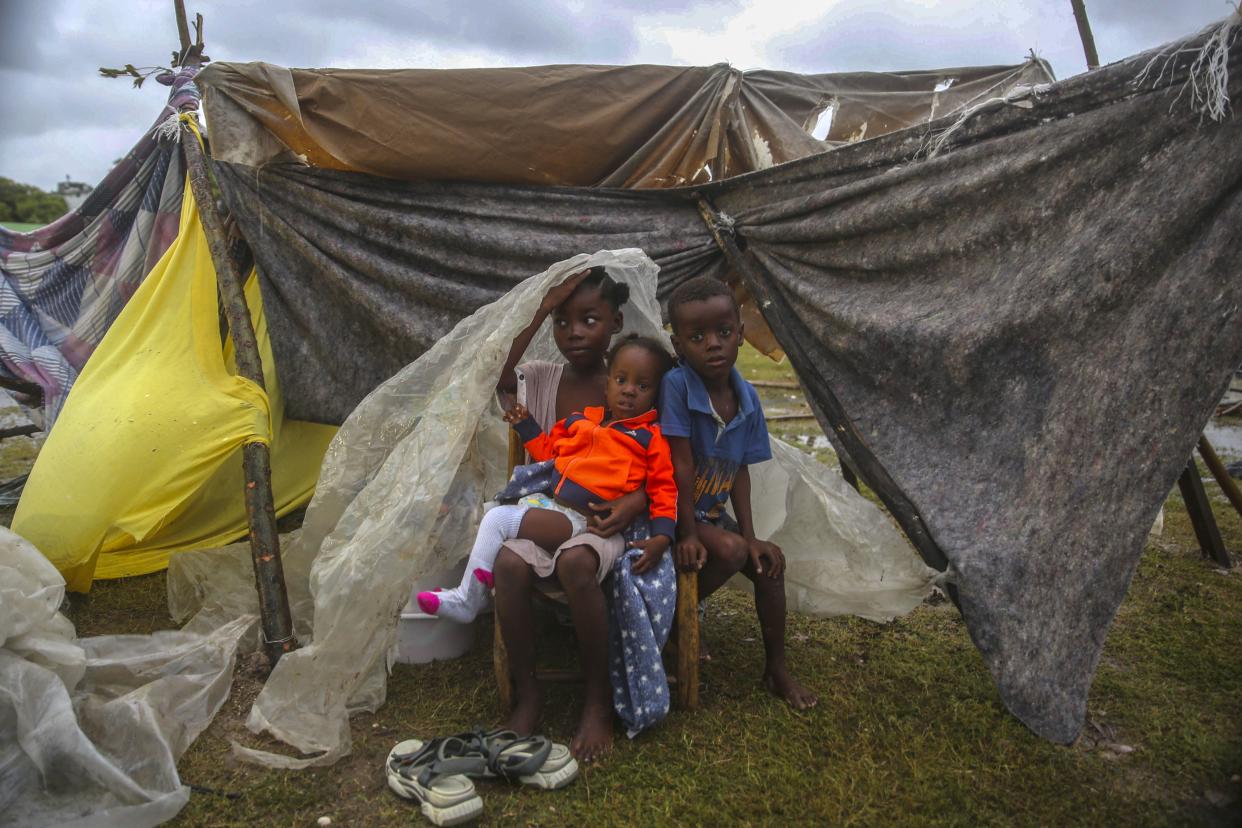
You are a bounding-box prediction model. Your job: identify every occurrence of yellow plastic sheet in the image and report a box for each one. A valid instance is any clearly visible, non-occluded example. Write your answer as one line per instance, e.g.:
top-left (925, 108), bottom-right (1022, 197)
top-left (14, 180), bottom-right (336, 592)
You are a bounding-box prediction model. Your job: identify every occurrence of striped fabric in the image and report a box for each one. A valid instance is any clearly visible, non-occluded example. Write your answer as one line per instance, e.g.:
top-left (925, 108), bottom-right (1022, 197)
top-left (0, 65), bottom-right (200, 425)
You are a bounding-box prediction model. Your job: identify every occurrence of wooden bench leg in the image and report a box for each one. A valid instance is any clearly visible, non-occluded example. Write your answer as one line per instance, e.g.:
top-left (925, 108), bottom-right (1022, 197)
top-left (493, 607), bottom-right (513, 714)
top-left (1199, 435), bottom-right (1242, 524)
top-left (1178, 458), bottom-right (1232, 568)
top-left (675, 570), bottom-right (700, 710)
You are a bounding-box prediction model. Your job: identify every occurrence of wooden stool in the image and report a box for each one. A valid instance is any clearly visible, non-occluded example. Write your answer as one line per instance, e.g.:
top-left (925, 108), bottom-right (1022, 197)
top-left (492, 430), bottom-right (700, 712)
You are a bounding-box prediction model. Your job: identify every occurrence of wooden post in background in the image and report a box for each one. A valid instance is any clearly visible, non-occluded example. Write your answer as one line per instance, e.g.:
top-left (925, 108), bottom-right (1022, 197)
top-left (1070, 0), bottom-right (1101, 70)
top-left (1198, 435), bottom-right (1242, 524)
top-left (1177, 458), bottom-right (1232, 568)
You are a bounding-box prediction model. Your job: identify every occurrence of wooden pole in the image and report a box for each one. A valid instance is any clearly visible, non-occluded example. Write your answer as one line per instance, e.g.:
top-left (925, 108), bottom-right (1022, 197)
top-left (1198, 435), bottom-right (1242, 523)
top-left (173, 0), bottom-right (192, 52)
top-left (493, 430), bottom-right (525, 712)
top-left (1177, 459), bottom-right (1232, 568)
top-left (839, 462), bottom-right (860, 491)
top-left (1069, 0), bottom-right (1101, 70)
top-left (675, 570), bottom-right (699, 710)
top-left (493, 609), bottom-right (514, 713)
top-left (181, 125), bottom-right (296, 666)
top-left (693, 194), bottom-right (951, 574)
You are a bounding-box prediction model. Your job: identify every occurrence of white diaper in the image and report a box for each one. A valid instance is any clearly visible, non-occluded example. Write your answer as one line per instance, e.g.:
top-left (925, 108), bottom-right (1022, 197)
top-left (517, 492), bottom-right (588, 536)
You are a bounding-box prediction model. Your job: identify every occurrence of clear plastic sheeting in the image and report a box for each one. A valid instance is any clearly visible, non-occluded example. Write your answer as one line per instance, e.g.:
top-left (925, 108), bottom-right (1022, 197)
top-left (747, 439), bottom-right (935, 621)
top-left (0, 526), bottom-right (253, 828)
top-left (175, 248), bottom-right (931, 768)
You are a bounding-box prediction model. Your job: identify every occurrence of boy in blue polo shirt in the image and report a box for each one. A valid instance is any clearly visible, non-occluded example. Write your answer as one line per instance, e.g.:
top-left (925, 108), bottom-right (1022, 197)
top-left (660, 276), bottom-right (817, 710)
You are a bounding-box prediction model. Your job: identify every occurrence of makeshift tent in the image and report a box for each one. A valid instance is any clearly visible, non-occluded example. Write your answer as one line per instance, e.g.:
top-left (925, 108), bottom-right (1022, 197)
top-left (4, 24), bottom-right (1238, 820)
top-left (129, 54), bottom-right (1057, 766)
top-left (178, 17), bottom-right (1241, 751)
top-left (12, 56), bottom-right (1045, 582)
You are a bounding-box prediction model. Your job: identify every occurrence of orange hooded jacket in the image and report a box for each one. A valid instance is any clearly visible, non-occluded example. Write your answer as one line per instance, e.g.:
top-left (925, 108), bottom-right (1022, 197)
top-left (512, 406), bottom-right (677, 541)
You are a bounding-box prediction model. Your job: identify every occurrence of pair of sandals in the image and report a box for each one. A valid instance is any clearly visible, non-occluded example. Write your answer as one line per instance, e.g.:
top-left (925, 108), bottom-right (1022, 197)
top-left (385, 728), bottom-right (579, 826)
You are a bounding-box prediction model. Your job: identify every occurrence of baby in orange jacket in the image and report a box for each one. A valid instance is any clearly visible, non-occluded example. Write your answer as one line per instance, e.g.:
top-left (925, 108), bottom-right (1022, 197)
top-left (418, 335), bottom-right (676, 623)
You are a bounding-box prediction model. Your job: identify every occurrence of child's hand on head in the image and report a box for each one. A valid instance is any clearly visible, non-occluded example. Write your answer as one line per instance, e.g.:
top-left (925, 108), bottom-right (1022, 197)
top-left (675, 534), bottom-right (707, 572)
top-left (503, 402), bottom-right (530, 424)
top-left (747, 538), bottom-right (785, 579)
top-left (539, 269), bottom-right (590, 313)
top-left (630, 536), bottom-right (670, 574)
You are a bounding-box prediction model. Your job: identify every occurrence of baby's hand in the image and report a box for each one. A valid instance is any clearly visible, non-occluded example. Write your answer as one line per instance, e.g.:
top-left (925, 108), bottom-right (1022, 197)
top-left (747, 538), bottom-right (785, 579)
top-left (503, 402), bottom-right (530, 424)
top-left (676, 534), bottom-right (708, 572)
top-left (631, 536), bottom-right (670, 574)
top-left (587, 489), bottom-right (647, 538)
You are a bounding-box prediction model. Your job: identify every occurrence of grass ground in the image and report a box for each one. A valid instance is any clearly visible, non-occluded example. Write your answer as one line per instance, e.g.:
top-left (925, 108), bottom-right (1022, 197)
top-left (29, 349), bottom-right (1242, 826)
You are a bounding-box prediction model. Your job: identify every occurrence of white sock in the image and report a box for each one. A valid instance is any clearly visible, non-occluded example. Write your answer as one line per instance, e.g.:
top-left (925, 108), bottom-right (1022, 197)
top-left (418, 504), bottom-right (525, 623)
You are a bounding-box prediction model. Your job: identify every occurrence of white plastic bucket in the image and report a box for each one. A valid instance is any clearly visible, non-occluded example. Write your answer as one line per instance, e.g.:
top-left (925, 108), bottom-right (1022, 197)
top-left (395, 561), bottom-right (476, 664)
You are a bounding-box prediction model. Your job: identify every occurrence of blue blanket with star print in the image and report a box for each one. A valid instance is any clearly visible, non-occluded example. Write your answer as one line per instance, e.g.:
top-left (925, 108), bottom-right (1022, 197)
top-left (609, 515), bottom-right (676, 737)
top-left (495, 459), bottom-right (561, 504)
top-left (497, 460), bottom-right (675, 736)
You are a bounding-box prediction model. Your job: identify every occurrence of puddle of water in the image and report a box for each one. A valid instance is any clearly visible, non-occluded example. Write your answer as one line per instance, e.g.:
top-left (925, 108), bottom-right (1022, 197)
top-left (792, 433), bottom-right (834, 451)
top-left (1205, 419), bottom-right (1242, 459)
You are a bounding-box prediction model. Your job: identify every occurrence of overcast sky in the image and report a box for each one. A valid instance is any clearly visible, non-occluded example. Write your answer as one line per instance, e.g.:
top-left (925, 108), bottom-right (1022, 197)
top-left (0, 0), bottom-right (1230, 190)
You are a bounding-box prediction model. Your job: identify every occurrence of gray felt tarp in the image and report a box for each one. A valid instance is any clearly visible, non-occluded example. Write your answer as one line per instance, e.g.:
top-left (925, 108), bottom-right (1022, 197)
top-left (214, 21), bottom-right (1242, 742)
top-left (211, 170), bottom-right (721, 424)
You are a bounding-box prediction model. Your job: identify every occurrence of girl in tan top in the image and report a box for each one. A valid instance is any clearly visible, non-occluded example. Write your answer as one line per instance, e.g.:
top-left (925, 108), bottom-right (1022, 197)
top-left (490, 266), bottom-right (650, 762)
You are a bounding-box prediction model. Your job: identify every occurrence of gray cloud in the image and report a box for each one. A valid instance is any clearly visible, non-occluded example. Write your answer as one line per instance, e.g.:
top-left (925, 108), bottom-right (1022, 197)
top-left (295, 0), bottom-right (638, 64)
top-left (766, 0), bottom-right (1226, 80)
top-left (0, 68), bottom-right (156, 138)
top-left (771, 3), bottom-right (1041, 77)
top-left (196, 0), bottom-right (743, 68)
top-left (0, 0), bottom-right (63, 70)
top-left (1088, 0), bottom-right (1234, 53)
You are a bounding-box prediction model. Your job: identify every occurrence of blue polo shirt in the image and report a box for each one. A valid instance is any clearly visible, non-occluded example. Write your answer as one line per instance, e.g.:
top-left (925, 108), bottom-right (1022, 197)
top-left (659, 364), bottom-right (772, 521)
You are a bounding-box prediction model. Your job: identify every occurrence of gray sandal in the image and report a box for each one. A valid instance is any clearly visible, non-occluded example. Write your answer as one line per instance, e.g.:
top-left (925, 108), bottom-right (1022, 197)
top-left (440, 728), bottom-right (579, 790)
top-left (386, 738), bottom-right (484, 826)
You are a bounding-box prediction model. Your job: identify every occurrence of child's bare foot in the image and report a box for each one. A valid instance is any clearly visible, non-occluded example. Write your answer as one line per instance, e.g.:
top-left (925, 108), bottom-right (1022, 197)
top-left (699, 634), bottom-right (712, 662)
top-left (569, 699), bottom-right (613, 762)
top-left (763, 665), bottom-right (818, 710)
top-left (504, 685), bottom-right (544, 735)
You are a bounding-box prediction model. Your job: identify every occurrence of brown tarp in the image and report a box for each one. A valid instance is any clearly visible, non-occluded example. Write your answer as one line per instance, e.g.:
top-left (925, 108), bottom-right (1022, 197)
top-left (196, 59), bottom-right (1052, 187)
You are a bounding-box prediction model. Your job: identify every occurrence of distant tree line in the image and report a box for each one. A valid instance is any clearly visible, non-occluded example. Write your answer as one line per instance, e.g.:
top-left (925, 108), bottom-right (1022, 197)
top-left (0, 178), bottom-right (68, 225)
